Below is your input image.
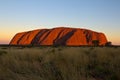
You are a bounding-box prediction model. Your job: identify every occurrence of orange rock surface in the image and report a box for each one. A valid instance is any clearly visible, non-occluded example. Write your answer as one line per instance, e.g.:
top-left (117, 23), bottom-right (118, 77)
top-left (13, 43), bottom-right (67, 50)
top-left (10, 27), bottom-right (108, 46)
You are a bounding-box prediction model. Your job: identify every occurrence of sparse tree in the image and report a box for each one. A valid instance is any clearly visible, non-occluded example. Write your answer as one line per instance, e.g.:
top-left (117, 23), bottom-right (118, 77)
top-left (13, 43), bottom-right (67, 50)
top-left (92, 40), bottom-right (99, 46)
top-left (105, 42), bottom-right (112, 46)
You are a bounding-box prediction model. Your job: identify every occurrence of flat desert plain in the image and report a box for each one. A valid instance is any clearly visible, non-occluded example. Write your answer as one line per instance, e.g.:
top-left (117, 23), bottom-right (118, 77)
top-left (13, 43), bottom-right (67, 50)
top-left (0, 46), bottom-right (120, 80)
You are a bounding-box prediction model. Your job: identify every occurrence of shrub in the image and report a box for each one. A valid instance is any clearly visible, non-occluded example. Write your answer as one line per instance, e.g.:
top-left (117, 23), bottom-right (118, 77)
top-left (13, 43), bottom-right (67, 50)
top-left (0, 50), bottom-right (7, 56)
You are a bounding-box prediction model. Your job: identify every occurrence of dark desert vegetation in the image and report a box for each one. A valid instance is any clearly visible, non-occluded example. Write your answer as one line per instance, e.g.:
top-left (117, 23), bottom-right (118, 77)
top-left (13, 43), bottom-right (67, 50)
top-left (0, 46), bottom-right (120, 80)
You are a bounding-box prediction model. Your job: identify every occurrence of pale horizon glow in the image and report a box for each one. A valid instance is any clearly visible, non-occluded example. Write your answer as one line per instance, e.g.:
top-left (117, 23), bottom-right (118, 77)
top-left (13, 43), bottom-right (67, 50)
top-left (0, 0), bottom-right (120, 45)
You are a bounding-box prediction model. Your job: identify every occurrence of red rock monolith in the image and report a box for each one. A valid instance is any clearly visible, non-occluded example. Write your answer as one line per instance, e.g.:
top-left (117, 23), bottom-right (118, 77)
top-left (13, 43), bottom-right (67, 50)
top-left (10, 27), bottom-right (108, 46)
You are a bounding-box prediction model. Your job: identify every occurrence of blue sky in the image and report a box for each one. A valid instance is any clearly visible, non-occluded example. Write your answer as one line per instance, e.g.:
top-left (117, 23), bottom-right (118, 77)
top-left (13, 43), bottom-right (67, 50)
top-left (0, 0), bottom-right (120, 44)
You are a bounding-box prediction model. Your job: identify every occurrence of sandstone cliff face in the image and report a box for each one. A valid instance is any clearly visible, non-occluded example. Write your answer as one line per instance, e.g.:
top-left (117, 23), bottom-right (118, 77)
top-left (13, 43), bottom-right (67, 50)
top-left (10, 27), bottom-right (108, 46)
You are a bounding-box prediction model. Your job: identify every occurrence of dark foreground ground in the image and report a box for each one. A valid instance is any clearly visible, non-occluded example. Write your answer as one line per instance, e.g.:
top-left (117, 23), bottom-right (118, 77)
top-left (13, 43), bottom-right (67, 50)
top-left (0, 46), bottom-right (120, 80)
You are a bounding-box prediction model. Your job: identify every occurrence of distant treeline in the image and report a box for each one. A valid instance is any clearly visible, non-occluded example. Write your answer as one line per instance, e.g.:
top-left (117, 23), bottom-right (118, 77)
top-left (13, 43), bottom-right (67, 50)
top-left (0, 44), bottom-right (120, 47)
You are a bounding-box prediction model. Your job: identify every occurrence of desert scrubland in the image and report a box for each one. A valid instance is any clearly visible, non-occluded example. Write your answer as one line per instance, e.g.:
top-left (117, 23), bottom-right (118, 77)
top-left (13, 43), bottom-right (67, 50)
top-left (0, 46), bottom-right (120, 80)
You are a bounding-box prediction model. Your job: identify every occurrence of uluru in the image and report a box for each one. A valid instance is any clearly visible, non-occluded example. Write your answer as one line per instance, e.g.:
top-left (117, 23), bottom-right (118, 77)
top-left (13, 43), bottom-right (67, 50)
top-left (10, 27), bottom-right (108, 46)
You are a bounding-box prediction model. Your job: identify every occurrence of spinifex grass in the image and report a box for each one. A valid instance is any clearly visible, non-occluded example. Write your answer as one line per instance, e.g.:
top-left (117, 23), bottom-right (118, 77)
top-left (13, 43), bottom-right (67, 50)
top-left (0, 47), bottom-right (120, 80)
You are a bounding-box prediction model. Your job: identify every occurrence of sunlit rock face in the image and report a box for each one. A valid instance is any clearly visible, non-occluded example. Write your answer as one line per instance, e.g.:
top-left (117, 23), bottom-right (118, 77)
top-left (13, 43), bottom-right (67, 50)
top-left (10, 27), bottom-right (108, 46)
